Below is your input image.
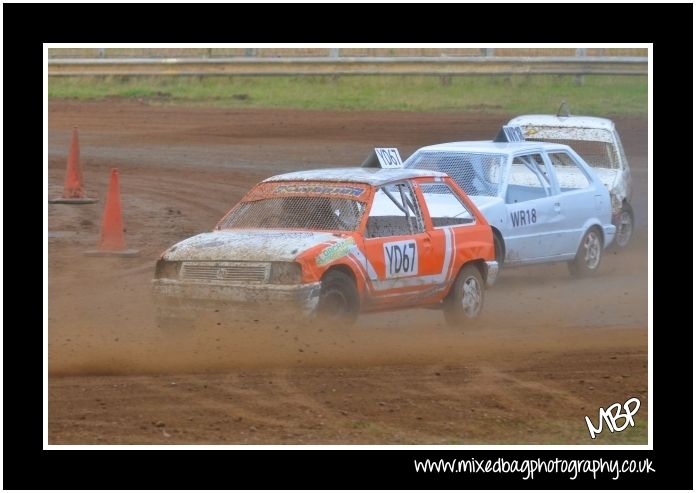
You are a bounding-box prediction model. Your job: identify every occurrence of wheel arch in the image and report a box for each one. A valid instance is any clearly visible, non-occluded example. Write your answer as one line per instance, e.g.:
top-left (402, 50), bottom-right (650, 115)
top-left (446, 259), bottom-right (488, 298)
top-left (321, 263), bottom-right (366, 298)
top-left (575, 220), bottom-right (605, 252)
top-left (491, 226), bottom-right (505, 264)
top-left (316, 264), bottom-right (362, 324)
top-left (322, 263), bottom-right (357, 284)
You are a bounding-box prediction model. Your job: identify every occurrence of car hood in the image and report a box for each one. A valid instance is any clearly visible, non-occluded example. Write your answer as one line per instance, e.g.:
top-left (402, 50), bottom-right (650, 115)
top-left (162, 230), bottom-right (338, 262)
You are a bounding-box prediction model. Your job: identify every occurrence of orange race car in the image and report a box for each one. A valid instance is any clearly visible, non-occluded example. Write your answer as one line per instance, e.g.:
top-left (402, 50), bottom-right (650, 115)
top-left (153, 168), bottom-right (498, 329)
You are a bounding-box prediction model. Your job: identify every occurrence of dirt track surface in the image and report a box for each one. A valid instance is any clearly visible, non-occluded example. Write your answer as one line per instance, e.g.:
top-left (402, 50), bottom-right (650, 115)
top-left (48, 101), bottom-right (649, 444)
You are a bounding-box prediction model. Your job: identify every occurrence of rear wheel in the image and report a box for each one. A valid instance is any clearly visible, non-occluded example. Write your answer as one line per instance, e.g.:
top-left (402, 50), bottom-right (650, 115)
top-left (443, 265), bottom-right (485, 327)
top-left (613, 202), bottom-right (634, 249)
top-left (568, 227), bottom-right (603, 277)
top-left (315, 270), bottom-right (359, 327)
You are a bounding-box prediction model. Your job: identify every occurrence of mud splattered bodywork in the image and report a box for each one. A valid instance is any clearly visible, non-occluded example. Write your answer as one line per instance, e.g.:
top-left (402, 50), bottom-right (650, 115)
top-left (152, 168), bottom-right (497, 324)
top-left (161, 230), bottom-right (338, 263)
top-left (508, 115), bottom-right (633, 246)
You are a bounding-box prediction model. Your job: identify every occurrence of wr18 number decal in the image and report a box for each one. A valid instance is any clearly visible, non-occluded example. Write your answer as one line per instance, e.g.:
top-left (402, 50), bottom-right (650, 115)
top-left (510, 208), bottom-right (537, 227)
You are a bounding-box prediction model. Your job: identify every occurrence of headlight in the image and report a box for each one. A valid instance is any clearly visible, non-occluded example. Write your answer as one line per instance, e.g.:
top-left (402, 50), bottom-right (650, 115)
top-left (269, 262), bottom-right (302, 284)
top-left (155, 260), bottom-right (182, 279)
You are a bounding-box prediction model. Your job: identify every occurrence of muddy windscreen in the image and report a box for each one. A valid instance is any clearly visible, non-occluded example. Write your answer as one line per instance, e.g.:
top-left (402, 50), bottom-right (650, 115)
top-left (217, 181), bottom-right (369, 231)
top-left (404, 151), bottom-right (505, 197)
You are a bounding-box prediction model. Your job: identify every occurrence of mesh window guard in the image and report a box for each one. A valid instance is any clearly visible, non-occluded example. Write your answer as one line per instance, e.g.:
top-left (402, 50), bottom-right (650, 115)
top-left (405, 151), bottom-right (505, 197)
top-left (219, 196), bottom-right (366, 231)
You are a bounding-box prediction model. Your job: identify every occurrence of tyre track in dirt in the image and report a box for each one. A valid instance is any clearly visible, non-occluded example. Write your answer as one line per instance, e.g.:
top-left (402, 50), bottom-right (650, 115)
top-left (138, 376), bottom-right (293, 430)
top-left (270, 368), bottom-right (444, 443)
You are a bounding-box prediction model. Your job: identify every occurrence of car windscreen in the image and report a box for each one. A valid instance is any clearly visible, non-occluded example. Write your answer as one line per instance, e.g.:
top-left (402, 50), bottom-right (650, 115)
top-left (217, 182), bottom-right (368, 232)
top-left (404, 151), bottom-right (505, 197)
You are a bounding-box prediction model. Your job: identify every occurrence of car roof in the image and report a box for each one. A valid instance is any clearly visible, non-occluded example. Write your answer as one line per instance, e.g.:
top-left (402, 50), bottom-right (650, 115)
top-left (415, 140), bottom-right (564, 154)
top-left (263, 167), bottom-right (447, 186)
top-left (508, 114), bottom-right (616, 131)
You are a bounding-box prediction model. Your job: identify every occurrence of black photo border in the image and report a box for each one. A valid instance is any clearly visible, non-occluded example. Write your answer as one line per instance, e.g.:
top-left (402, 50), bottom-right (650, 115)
top-left (9, 1), bottom-right (691, 490)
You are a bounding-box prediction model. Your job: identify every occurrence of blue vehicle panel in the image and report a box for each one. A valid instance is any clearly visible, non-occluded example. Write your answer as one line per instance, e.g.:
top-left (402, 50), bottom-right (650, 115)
top-left (404, 140), bottom-right (615, 272)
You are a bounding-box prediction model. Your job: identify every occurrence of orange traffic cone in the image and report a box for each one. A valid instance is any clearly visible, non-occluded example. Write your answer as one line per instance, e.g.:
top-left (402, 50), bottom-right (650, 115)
top-left (49, 127), bottom-right (98, 204)
top-left (84, 168), bottom-right (139, 257)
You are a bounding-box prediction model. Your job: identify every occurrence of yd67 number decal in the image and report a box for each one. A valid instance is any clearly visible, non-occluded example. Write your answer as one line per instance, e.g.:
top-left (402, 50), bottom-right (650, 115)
top-left (383, 240), bottom-right (418, 278)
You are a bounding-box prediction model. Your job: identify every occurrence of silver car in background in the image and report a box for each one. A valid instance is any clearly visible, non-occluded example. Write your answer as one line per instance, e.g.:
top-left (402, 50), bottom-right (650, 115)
top-left (508, 111), bottom-right (634, 248)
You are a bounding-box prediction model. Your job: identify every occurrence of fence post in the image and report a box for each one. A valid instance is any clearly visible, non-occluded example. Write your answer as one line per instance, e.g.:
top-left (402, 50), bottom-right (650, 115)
top-left (575, 48), bottom-right (587, 86)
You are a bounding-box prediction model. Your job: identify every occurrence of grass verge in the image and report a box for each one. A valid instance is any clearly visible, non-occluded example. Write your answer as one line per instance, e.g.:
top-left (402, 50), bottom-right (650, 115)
top-left (49, 75), bottom-right (647, 116)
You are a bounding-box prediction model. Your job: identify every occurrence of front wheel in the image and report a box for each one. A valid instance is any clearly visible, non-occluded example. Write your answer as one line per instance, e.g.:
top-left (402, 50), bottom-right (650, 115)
top-left (314, 270), bottom-right (359, 327)
top-left (568, 227), bottom-right (603, 277)
top-left (613, 202), bottom-right (634, 249)
top-left (443, 265), bottom-right (485, 327)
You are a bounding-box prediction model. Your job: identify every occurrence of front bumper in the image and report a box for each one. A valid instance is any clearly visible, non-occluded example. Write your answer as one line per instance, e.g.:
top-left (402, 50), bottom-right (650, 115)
top-left (152, 279), bottom-right (322, 320)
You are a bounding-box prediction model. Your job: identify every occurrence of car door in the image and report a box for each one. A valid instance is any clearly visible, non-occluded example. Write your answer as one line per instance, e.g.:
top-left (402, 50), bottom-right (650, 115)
top-left (502, 152), bottom-right (563, 262)
top-left (544, 150), bottom-right (599, 256)
top-left (361, 181), bottom-right (440, 307)
top-left (415, 178), bottom-right (478, 285)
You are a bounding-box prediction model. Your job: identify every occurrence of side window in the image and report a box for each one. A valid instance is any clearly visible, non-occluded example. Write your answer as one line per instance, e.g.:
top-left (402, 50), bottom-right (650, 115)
top-left (366, 183), bottom-right (424, 238)
top-left (547, 152), bottom-right (591, 190)
top-left (419, 182), bottom-right (475, 227)
top-left (506, 153), bottom-right (550, 203)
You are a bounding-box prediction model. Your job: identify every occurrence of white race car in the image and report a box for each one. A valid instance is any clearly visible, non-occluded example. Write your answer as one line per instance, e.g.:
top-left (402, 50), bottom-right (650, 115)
top-left (508, 109), bottom-right (634, 248)
top-left (401, 134), bottom-right (616, 276)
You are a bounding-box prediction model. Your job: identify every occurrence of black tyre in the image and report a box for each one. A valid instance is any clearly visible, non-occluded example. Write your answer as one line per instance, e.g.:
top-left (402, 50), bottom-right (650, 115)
top-left (568, 226), bottom-right (603, 277)
top-left (443, 264), bottom-right (485, 327)
top-left (613, 202), bottom-right (634, 249)
top-left (315, 270), bottom-right (359, 327)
